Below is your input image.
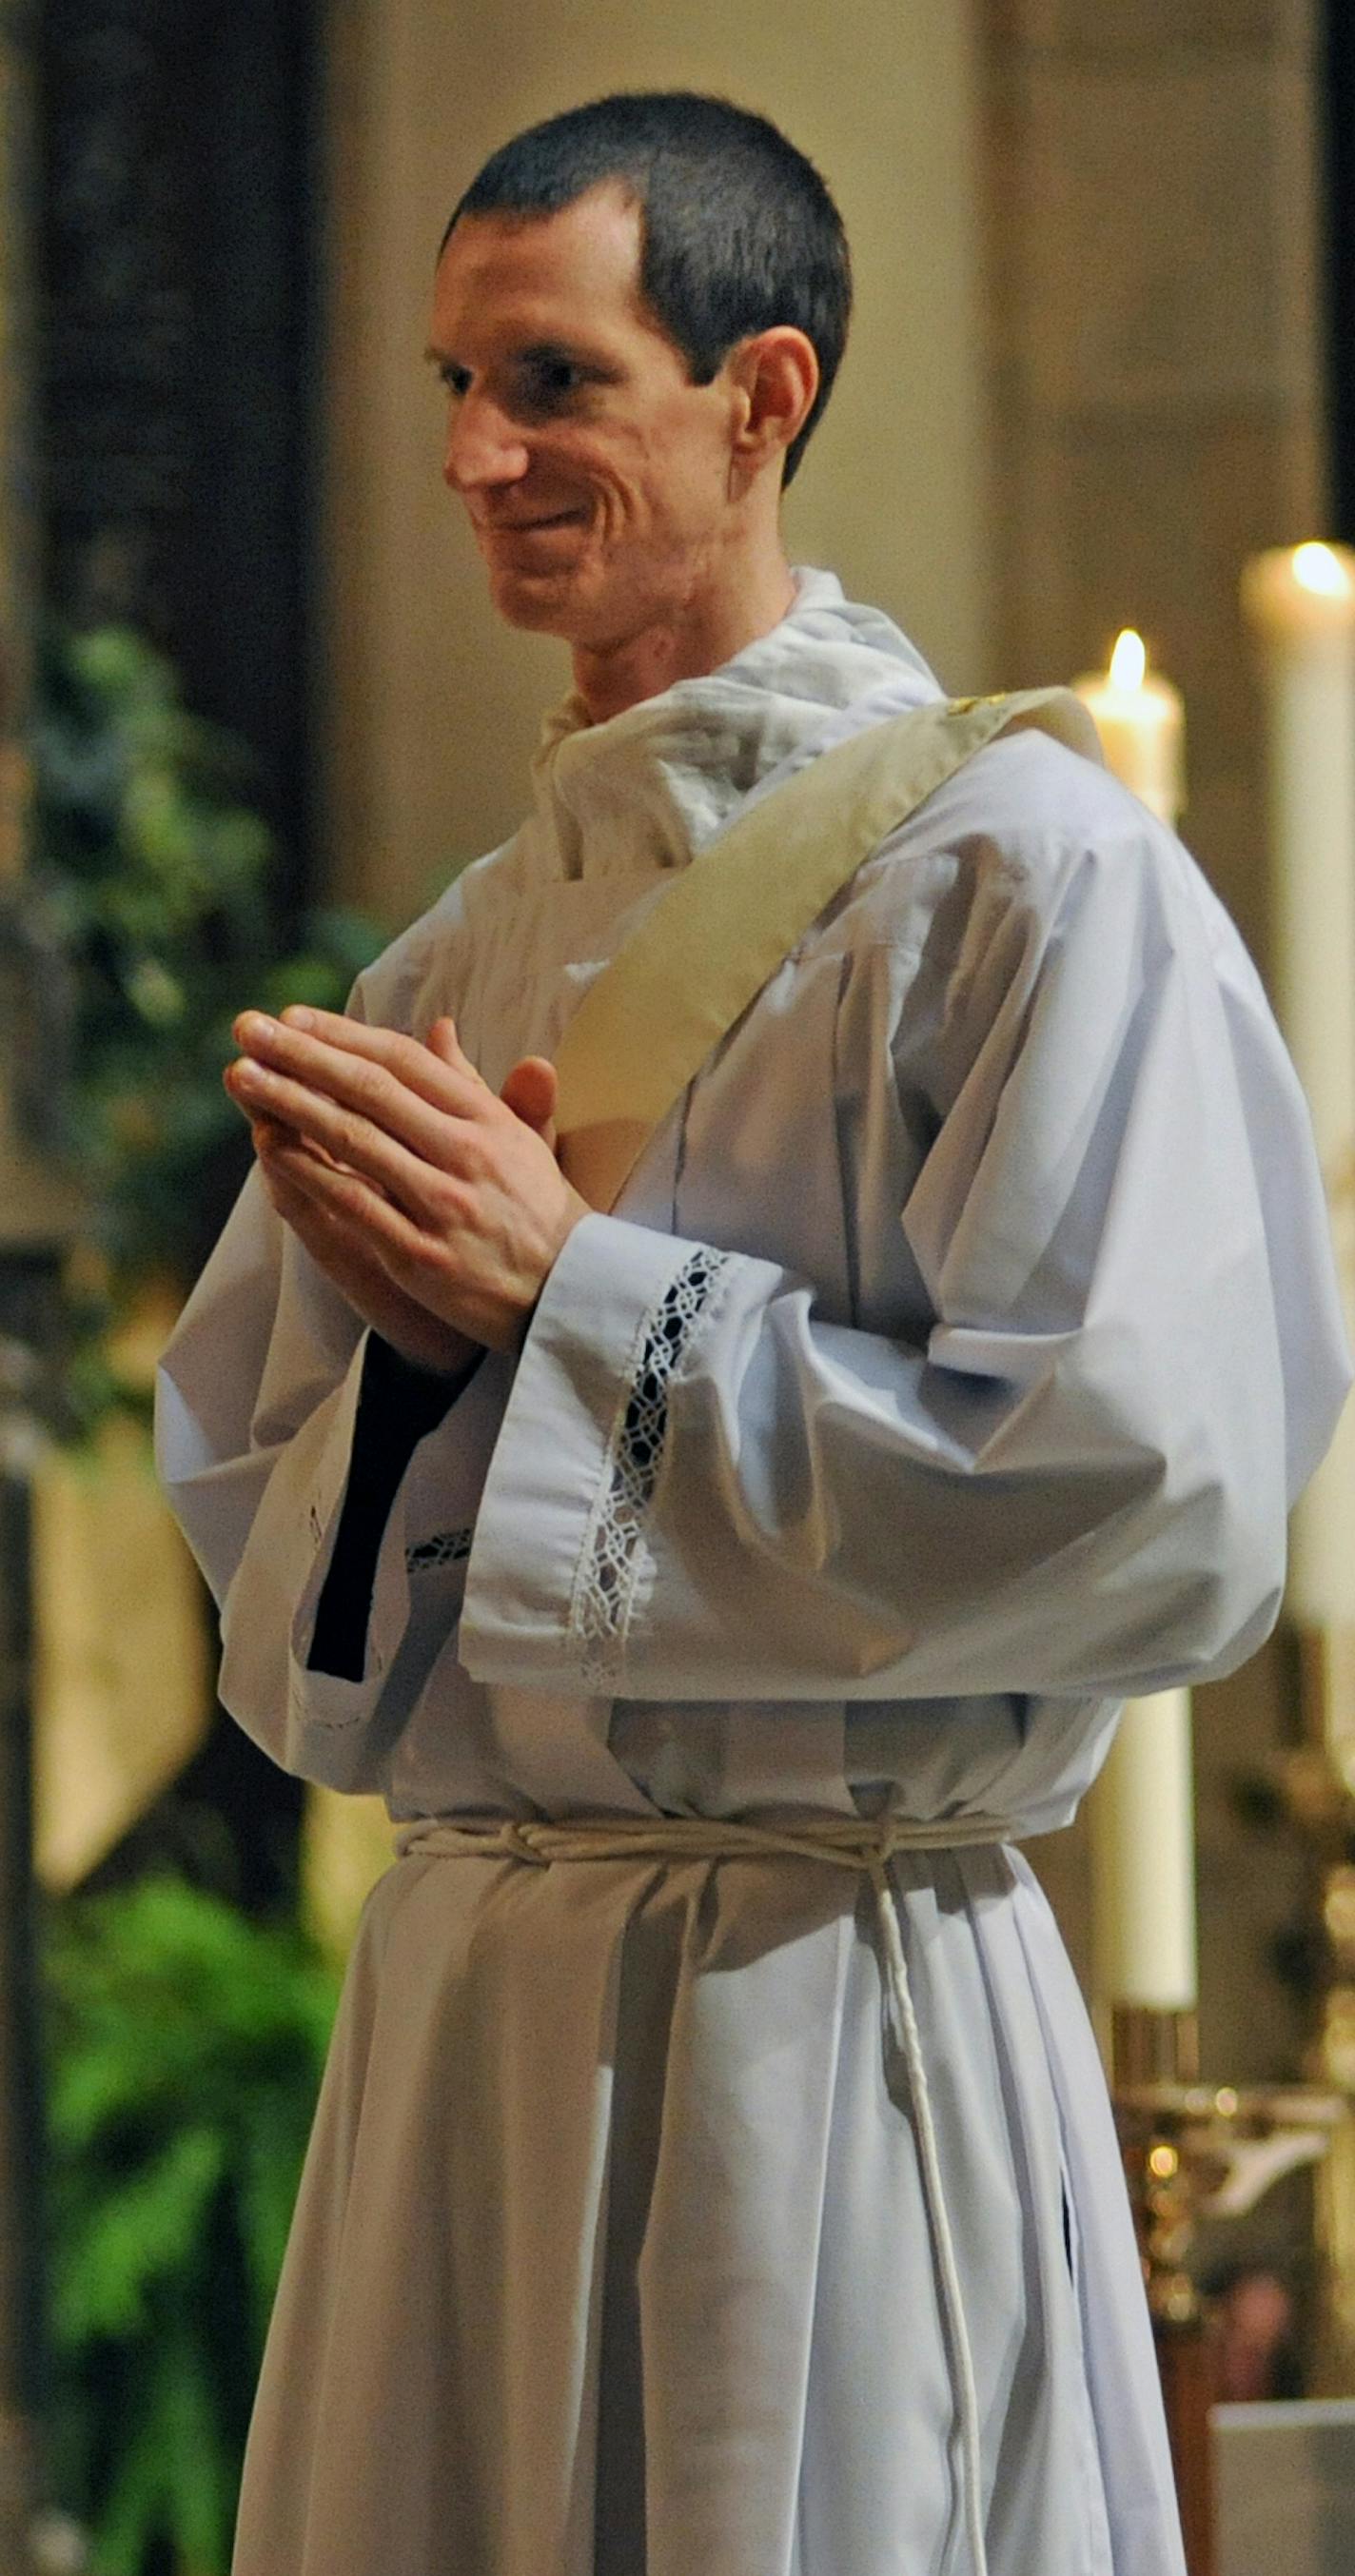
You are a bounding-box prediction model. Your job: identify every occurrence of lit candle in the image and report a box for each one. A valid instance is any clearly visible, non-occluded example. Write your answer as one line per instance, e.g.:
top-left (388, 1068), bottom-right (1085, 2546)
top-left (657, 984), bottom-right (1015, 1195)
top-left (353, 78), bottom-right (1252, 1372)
top-left (1240, 542), bottom-right (1355, 1660)
top-left (1079, 634), bottom-right (1198, 2017)
top-left (1072, 628), bottom-right (1186, 824)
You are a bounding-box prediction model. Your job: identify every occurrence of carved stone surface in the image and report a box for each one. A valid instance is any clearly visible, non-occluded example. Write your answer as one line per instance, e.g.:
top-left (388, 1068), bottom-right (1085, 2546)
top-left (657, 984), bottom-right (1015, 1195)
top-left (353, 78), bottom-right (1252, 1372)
top-left (984, 0), bottom-right (1327, 983)
top-left (982, 0), bottom-right (1330, 2112)
top-left (992, 56), bottom-right (1320, 420)
top-left (989, 0), bottom-right (1312, 53)
top-left (39, 0), bottom-right (193, 636)
top-left (36, 0), bottom-right (317, 881)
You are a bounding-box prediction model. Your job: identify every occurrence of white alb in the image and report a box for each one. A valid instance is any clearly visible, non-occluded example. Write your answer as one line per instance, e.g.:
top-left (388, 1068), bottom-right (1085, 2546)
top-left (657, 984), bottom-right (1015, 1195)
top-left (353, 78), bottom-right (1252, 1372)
top-left (157, 570), bottom-right (1351, 2576)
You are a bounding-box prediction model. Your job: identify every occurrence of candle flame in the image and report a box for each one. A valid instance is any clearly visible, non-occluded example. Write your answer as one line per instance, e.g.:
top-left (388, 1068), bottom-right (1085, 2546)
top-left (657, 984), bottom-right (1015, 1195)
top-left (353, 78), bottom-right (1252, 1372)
top-left (1292, 541), bottom-right (1352, 599)
top-left (1109, 629), bottom-right (1147, 692)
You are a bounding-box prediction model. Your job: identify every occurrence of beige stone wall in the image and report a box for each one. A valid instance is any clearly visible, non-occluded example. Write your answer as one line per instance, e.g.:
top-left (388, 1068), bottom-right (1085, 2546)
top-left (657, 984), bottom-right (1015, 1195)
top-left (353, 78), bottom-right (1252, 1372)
top-left (317, 0), bottom-right (995, 926)
top-left (985, 0), bottom-right (1325, 964)
top-left (986, 0), bottom-right (1330, 2083)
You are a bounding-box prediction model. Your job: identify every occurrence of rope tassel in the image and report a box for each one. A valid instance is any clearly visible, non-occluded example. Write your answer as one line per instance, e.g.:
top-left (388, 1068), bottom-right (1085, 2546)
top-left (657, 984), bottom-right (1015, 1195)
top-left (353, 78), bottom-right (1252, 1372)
top-left (868, 1857), bottom-right (990, 2576)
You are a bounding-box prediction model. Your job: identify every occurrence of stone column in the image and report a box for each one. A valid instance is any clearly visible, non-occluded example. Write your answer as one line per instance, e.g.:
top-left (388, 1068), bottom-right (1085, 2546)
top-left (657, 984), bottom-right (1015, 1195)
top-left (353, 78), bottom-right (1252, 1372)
top-left (984, 0), bottom-right (1325, 965)
top-left (983, 0), bottom-right (1329, 2077)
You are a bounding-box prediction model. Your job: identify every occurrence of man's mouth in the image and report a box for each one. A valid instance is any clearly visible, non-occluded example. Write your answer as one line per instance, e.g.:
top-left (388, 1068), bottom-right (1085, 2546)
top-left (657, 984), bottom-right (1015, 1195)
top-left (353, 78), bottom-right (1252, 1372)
top-left (480, 508), bottom-right (586, 537)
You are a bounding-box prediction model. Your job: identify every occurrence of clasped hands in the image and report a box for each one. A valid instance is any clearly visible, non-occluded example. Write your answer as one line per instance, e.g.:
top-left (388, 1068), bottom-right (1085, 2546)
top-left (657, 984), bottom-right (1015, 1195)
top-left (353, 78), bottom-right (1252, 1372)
top-left (225, 1007), bottom-right (589, 1376)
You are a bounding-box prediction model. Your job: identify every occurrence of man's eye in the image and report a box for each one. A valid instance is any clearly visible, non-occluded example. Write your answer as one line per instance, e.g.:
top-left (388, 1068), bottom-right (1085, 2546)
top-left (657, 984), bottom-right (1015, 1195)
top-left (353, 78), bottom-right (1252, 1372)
top-left (440, 365), bottom-right (471, 400)
top-left (521, 359), bottom-right (587, 409)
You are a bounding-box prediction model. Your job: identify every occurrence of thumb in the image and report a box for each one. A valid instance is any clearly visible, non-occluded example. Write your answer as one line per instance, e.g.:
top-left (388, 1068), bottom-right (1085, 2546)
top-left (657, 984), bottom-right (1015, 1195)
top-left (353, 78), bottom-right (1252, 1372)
top-left (501, 1053), bottom-right (559, 1144)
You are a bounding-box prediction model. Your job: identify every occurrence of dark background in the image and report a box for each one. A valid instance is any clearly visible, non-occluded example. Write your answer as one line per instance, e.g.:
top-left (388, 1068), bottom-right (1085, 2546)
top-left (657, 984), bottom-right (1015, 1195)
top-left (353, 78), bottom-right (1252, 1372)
top-left (37, 0), bottom-right (322, 1911)
top-left (39, 0), bottom-right (320, 913)
top-left (1325, 0), bottom-right (1355, 543)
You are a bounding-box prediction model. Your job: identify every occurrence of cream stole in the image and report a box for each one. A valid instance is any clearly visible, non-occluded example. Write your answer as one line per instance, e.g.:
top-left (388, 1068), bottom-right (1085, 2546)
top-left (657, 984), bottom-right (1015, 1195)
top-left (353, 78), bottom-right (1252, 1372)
top-left (554, 688), bottom-right (1103, 1212)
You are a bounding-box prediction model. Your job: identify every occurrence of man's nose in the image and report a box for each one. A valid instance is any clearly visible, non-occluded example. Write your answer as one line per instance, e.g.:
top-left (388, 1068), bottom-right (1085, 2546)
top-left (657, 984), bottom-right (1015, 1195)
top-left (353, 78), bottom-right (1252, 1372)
top-left (442, 392), bottom-right (530, 492)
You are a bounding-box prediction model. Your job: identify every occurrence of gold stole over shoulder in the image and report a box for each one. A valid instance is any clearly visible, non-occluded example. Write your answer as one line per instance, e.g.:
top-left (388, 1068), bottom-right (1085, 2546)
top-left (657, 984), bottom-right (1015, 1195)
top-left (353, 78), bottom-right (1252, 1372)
top-left (554, 688), bottom-right (1104, 1213)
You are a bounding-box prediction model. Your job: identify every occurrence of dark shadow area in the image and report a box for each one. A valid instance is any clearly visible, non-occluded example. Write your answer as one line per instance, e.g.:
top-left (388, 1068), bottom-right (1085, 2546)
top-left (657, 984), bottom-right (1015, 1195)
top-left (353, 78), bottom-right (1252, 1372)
top-left (38, 0), bottom-right (321, 913)
top-left (1325, 0), bottom-right (1355, 542)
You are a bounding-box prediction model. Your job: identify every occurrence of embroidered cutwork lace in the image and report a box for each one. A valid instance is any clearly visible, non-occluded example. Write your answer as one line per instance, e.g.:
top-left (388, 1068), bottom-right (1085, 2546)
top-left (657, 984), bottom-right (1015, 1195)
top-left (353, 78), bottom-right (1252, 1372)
top-left (405, 1526), bottom-right (474, 1573)
top-left (572, 1248), bottom-right (730, 1690)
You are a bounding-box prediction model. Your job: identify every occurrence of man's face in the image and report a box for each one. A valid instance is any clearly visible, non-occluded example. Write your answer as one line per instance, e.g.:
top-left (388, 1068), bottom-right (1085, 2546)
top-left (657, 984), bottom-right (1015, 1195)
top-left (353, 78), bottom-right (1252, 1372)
top-left (427, 187), bottom-right (744, 650)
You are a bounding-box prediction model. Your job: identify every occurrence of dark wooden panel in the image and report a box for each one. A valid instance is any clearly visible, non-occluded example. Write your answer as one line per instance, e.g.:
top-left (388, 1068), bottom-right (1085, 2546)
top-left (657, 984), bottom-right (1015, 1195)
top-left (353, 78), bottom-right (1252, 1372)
top-left (1325, 0), bottom-right (1355, 543)
top-left (37, 0), bottom-right (319, 901)
top-left (34, 0), bottom-right (317, 1913)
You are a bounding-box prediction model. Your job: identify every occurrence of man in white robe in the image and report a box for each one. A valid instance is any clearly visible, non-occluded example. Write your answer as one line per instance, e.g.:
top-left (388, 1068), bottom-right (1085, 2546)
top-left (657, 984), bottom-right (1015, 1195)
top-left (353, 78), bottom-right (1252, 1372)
top-left (155, 91), bottom-right (1351, 2576)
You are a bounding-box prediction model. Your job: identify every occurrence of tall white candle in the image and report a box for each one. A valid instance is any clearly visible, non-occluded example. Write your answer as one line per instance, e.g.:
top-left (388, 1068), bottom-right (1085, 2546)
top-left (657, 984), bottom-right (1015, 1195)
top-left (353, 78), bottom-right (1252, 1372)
top-left (1090, 1689), bottom-right (1198, 2010)
top-left (1240, 542), bottom-right (1355, 1647)
top-left (1072, 628), bottom-right (1186, 825)
top-left (1078, 632), bottom-right (1198, 2014)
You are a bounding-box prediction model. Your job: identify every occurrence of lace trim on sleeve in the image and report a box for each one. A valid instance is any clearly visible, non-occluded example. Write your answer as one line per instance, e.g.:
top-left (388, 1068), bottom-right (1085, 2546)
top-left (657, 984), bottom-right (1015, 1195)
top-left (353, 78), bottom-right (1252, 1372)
top-left (571, 1247), bottom-right (730, 1691)
top-left (405, 1525), bottom-right (474, 1572)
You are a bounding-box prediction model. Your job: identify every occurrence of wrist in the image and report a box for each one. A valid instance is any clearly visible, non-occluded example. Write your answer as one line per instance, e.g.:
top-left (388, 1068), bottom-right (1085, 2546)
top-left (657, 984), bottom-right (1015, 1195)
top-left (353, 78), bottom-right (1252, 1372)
top-left (501, 1192), bottom-right (591, 1356)
top-left (369, 1330), bottom-right (482, 1396)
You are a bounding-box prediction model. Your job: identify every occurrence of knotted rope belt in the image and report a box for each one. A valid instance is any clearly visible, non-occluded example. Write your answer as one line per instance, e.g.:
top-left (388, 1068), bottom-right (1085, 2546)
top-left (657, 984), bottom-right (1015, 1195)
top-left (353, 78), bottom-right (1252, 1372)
top-left (398, 1811), bottom-right (1016, 2576)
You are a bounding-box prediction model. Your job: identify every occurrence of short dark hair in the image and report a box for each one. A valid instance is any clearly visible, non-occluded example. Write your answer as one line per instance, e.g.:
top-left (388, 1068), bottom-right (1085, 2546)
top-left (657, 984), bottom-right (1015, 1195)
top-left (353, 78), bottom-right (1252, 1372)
top-left (442, 92), bottom-right (852, 487)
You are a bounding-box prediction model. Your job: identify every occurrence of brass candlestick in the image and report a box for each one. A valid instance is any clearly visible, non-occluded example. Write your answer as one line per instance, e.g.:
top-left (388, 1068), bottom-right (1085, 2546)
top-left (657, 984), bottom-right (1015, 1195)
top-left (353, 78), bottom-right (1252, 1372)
top-left (1110, 2006), bottom-right (1344, 2576)
top-left (1115, 2067), bottom-right (1346, 2322)
top-left (1112, 2002), bottom-right (1200, 2094)
top-left (1284, 1626), bottom-right (1355, 2391)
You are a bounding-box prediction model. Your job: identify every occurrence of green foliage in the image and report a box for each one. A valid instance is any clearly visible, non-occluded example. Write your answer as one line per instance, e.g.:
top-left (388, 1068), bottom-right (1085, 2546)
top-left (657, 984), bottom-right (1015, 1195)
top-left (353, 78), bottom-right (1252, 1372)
top-left (26, 625), bottom-right (384, 1426)
top-left (44, 1876), bottom-right (342, 2575)
top-left (18, 634), bottom-right (379, 2557)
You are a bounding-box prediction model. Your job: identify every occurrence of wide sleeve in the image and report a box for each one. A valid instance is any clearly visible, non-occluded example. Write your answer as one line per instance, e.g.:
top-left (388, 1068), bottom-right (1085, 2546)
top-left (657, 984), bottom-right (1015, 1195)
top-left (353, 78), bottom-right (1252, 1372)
top-left (458, 824), bottom-right (1352, 1703)
top-left (153, 913), bottom-right (513, 1788)
top-left (153, 1147), bottom-right (515, 1785)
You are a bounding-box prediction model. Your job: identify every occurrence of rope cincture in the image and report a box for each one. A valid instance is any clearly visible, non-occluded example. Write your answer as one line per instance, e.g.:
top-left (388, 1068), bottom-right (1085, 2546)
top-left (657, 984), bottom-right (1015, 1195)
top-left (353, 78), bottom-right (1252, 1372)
top-left (399, 1808), bottom-right (1013, 2576)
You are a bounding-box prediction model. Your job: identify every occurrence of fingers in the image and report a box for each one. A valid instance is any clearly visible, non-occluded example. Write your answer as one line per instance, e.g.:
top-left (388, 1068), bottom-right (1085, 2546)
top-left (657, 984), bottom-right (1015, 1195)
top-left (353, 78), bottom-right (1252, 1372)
top-left (252, 1119), bottom-right (355, 1230)
top-left (228, 1052), bottom-right (464, 1220)
top-left (252, 1112), bottom-right (368, 1187)
top-left (259, 1125), bottom-right (430, 1264)
top-left (425, 1016), bottom-right (488, 1086)
top-left (229, 1012), bottom-right (490, 1171)
top-left (232, 1008), bottom-right (562, 1203)
top-left (233, 1008), bottom-right (488, 1131)
top-left (253, 1126), bottom-right (351, 1249)
top-left (500, 1054), bottom-right (558, 1136)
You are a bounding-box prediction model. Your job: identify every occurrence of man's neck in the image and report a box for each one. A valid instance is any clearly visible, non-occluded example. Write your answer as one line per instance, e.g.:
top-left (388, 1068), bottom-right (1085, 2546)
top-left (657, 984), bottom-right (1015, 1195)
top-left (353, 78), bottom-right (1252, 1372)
top-left (571, 557), bottom-right (797, 725)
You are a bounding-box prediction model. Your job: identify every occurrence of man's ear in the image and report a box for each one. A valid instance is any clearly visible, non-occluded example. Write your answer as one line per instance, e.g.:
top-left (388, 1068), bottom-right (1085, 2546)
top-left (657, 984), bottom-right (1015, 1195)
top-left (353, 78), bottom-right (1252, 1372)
top-left (728, 328), bottom-right (820, 481)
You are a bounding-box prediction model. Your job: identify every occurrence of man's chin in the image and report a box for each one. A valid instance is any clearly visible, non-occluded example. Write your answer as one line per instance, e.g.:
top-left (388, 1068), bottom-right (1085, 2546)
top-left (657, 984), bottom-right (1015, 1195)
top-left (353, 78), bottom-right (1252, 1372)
top-left (485, 560), bottom-right (594, 640)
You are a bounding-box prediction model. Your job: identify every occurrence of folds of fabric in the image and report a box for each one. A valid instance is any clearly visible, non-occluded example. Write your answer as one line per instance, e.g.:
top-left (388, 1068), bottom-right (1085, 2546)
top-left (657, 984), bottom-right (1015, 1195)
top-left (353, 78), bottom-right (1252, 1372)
top-left (152, 570), bottom-right (1349, 2576)
top-left (230, 1842), bottom-right (1138, 2576)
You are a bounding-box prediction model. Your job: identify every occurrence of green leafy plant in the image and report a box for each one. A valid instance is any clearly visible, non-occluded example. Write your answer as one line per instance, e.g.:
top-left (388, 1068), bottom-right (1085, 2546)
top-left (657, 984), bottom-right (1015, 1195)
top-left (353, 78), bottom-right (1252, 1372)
top-left (20, 633), bottom-right (378, 2565)
top-left (26, 624), bottom-right (384, 1427)
top-left (44, 1875), bottom-right (342, 2575)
